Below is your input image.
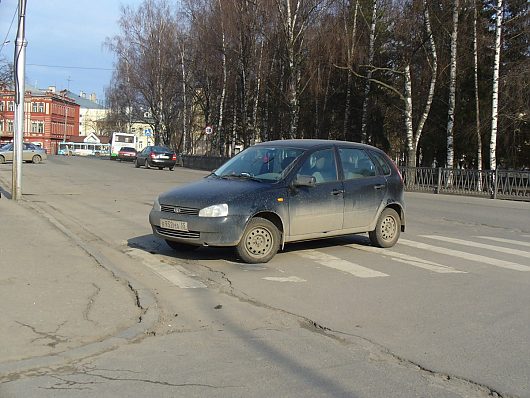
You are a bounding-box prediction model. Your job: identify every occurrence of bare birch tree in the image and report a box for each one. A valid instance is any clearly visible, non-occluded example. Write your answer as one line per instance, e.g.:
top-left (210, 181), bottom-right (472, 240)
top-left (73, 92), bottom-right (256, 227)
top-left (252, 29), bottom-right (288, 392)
top-left (274, 0), bottom-right (329, 138)
top-left (342, 0), bottom-right (359, 140)
top-left (489, 0), bottom-right (503, 170)
top-left (472, 0), bottom-right (482, 171)
top-left (446, 0), bottom-right (460, 169)
top-left (361, 0), bottom-right (378, 144)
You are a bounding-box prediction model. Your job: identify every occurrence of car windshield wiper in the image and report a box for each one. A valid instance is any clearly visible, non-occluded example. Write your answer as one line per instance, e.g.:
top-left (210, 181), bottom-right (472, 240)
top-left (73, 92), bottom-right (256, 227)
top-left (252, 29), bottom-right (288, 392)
top-left (220, 172), bottom-right (262, 182)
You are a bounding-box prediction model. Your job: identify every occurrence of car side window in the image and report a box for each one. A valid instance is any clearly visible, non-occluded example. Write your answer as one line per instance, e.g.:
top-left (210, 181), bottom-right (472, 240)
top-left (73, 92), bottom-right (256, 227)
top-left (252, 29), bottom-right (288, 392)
top-left (297, 149), bottom-right (337, 184)
top-left (370, 151), bottom-right (392, 176)
top-left (339, 148), bottom-right (378, 180)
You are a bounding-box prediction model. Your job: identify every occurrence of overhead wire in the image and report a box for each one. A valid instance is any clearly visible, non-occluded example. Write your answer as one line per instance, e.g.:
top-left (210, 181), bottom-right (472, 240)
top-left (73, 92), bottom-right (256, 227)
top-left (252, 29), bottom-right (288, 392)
top-left (0, 2), bottom-right (18, 56)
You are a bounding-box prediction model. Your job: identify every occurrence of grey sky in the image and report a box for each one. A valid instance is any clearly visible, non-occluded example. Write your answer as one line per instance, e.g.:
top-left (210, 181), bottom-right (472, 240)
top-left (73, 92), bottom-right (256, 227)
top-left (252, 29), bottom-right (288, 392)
top-left (0, 0), bottom-right (143, 103)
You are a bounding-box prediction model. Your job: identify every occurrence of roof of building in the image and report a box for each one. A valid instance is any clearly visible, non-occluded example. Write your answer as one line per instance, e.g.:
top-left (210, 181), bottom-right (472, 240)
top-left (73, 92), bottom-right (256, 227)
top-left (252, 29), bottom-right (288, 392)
top-left (65, 90), bottom-right (106, 110)
top-left (1, 84), bottom-right (106, 110)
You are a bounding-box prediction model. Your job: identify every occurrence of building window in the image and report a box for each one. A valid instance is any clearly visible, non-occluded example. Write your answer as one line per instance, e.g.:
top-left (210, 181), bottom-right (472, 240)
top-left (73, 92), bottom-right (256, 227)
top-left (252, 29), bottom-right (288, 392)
top-left (8, 101), bottom-right (14, 112)
top-left (31, 121), bottom-right (44, 133)
top-left (0, 102), bottom-right (4, 112)
top-left (0, 120), bottom-right (4, 132)
top-left (31, 102), bottom-right (45, 113)
top-left (7, 120), bottom-right (14, 132)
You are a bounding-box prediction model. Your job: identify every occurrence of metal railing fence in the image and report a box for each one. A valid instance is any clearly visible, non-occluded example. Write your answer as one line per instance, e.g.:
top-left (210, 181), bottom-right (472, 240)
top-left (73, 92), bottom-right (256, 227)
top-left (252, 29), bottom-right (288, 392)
top-left (181, 155), bottom-right (229, 171)
top-left (177, 156), bottom-right (529, 202)
top-left (399, 167), bottom-right (530, 201)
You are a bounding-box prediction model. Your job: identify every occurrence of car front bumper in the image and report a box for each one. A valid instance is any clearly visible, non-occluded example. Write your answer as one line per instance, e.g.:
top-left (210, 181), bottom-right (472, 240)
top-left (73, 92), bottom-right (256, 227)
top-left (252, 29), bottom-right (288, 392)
top-left (149, 210), bottom-right (248, 247)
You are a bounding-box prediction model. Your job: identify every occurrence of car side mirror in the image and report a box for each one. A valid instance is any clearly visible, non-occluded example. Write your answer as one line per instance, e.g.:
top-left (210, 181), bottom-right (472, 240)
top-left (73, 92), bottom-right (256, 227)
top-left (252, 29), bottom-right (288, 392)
top-left (293, 174), bottom-right (316, 187)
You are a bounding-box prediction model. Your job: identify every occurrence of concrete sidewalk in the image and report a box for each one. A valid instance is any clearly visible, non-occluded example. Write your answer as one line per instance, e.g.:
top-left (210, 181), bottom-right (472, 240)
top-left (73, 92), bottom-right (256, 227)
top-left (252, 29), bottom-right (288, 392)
top-left (0, 195), bottom-right (141, 367)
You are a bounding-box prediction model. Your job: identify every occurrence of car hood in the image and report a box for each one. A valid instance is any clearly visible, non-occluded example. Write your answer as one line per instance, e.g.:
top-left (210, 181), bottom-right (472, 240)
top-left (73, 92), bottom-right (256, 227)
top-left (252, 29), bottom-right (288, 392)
top-left (158, 176), bottom-right (274, 208)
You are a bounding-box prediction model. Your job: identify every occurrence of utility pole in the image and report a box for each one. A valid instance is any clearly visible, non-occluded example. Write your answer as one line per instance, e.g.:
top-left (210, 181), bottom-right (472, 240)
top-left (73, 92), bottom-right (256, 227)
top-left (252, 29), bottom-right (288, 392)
top-left (12, 0), bottom-right (28, 201)
top-left (63, 76), bottom-right (71, 143)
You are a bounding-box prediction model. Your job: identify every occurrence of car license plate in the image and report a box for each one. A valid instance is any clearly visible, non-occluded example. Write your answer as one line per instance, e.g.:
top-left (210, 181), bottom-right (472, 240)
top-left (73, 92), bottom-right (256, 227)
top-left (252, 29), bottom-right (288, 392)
top-left (160, 155), bottom-right (169, 159)
top-left (160, 219), bottom-right (188, 231)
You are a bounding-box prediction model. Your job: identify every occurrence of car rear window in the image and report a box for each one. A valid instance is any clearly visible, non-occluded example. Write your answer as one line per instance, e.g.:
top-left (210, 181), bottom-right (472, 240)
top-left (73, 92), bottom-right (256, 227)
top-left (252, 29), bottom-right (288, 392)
top-left (369, 151), bottom-right (392, 175)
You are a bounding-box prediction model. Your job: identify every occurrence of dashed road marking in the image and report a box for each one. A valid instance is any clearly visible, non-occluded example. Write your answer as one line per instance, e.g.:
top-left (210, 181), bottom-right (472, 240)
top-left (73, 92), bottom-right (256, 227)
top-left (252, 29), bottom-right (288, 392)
top-left (262, 276), bottom-right (306, 283)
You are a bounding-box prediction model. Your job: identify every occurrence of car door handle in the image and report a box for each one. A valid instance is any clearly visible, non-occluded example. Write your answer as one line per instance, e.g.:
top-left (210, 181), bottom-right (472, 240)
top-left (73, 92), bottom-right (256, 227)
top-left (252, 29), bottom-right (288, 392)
top-left (331, 189), bottom-right (344, 195)
top-left (374, 184), bottom-right (386, 190)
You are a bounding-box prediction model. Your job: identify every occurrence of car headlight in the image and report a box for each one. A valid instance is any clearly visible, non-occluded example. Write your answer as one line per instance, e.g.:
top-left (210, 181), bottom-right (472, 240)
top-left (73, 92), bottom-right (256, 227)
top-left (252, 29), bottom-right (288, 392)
top-left (152, 196), bottom-right (161, 211)
top-left (199, 203), bottom-right (228, 217)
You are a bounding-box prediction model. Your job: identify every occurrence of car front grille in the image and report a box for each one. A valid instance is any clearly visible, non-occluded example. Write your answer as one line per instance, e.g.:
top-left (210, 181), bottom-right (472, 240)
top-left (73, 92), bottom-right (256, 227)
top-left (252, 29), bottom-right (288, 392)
top-left (155, 226), bottom-right (200, 239)
top-left (160, 204), bottom-right (200, 215)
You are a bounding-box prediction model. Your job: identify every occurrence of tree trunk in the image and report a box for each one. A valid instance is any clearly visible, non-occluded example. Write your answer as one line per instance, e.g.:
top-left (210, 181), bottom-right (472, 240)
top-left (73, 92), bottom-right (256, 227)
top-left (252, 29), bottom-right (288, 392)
top-left (446, 0), bottom-right (459, 169)
top-left (490, 0), bottom-right (503, 170)
top-left (180, 43), bottom-right (188, 154)
top-left (361, 0), bottom-right (378, 144)
top-left (217, 0), bottom-right (227, 156)
top-left (404, 65), bottom-right (415, 167)
top-left (252, 41), bottom-right (264, 143)
top-left (343, 0), bottom-right (359, 140)
top-left (473, 0), bottom-right (483, 180)
top-left (414, 1), bottom-right (438, 152)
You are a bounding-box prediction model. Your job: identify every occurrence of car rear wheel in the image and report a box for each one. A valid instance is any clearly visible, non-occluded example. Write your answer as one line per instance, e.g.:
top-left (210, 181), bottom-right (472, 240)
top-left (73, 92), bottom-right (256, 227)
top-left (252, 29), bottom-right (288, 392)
top-left (134, 159), bottom-right (140, 168)
top-left (369, 208), bottom-right (401, 248)
top-left (32, 155), bottom-right (42, 164)
top-left (165, 240), bottom-right (199, 252)
top-left (0, 155), bottom-right (5, 164)
top-left (236, 217), bottom-right (280, 264)
top-left (158, 167), bottom-right (163, 170)
top-left (169, 166), bottom-right (174, 171)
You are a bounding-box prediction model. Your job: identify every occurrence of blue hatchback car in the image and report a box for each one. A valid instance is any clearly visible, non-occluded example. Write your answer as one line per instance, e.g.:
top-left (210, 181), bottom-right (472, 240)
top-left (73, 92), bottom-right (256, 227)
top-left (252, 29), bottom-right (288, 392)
top-left (149, 139), bottom-right (405, 263)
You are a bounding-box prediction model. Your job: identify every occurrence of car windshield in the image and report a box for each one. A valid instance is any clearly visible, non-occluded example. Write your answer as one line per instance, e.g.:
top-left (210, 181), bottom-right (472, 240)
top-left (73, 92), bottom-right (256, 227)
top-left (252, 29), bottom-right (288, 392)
top-left (214, 146), bottom-right (305, 182)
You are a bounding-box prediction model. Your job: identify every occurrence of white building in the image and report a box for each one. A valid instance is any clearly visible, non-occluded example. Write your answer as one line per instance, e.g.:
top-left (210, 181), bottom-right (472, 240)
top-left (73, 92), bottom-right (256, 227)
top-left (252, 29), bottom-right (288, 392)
top-left (65, 90), bottom-right (108, 136)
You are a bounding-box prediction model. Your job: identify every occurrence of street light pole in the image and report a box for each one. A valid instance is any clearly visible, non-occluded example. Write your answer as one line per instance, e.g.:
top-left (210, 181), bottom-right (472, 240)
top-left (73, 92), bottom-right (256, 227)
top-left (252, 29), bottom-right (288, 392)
top-left (12, 0), bottom-right (28, 201)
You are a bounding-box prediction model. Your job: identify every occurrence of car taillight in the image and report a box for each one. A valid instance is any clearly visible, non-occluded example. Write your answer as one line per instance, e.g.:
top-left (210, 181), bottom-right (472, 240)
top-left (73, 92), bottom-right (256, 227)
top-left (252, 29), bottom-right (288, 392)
top-left (150, 152), bottom-right (156, 159)
top-left (172, 154), bottom-right (176, 161)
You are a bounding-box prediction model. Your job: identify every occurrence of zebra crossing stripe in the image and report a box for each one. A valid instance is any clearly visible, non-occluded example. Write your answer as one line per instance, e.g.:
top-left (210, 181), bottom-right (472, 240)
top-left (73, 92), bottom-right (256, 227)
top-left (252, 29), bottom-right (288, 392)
top-left (399, 239), bottom-right (530, 272)
top-left (345, 244), bottom-right (465, 274)
top-left (298, 250), bottom-right (389, 278)
top-left (475, 236), bottom-right (530, 248)
top-left (422, 235), bottom-right (529, 258)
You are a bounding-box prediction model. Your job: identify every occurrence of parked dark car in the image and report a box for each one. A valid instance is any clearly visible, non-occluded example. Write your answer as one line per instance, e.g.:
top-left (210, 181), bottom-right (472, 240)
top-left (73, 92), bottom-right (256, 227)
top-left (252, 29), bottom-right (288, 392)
top-left (117, 146), bottom-right (137, 161)
top-left (149, 139), bottom-right (405, 263)
top-left (135, 146), bottom-right (177, 170)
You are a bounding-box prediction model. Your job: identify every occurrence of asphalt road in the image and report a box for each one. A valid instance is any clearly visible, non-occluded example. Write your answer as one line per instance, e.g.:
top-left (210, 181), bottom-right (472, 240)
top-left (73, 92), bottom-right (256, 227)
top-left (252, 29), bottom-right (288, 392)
top-left (1, 155), bottom-right (529, 398)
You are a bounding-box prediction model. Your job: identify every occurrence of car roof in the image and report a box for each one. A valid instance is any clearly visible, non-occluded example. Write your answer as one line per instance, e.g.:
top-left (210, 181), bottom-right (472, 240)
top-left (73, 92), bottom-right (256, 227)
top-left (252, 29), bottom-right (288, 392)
top-left (253, 139), bottom-right (378, 151)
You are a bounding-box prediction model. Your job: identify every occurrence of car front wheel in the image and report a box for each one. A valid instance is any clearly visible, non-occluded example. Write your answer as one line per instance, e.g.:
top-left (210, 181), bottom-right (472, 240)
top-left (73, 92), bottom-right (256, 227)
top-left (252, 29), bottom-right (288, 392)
top-left (0, 155), bottom-right (5, 164)
top-left (369, 208), bottom-right (401, 248)
top-left (236, 217), bottom-right (280, 264)
top-left (32, 155), bottom-right (42, 164)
